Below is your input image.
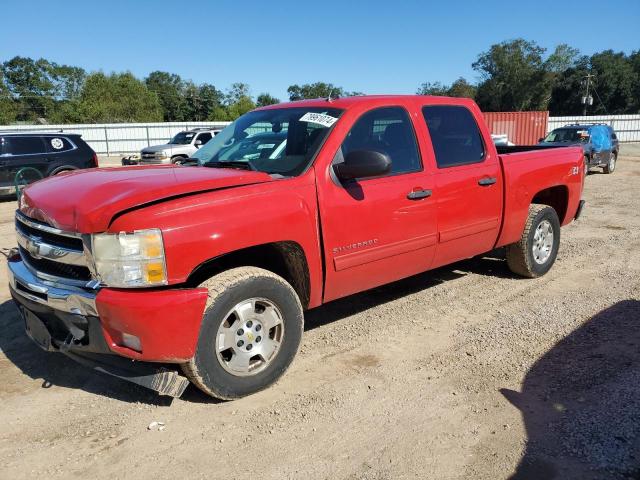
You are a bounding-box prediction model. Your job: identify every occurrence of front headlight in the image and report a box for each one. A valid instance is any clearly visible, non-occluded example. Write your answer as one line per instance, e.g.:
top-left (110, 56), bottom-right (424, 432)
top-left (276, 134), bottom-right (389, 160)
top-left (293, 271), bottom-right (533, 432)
top-left (91, 229), bottom-right (167, 287)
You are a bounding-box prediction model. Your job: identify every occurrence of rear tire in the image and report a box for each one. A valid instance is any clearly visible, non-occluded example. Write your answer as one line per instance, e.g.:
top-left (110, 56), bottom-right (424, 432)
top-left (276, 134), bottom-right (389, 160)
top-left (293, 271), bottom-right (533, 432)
top-left (603, 152), bottom-right (616, 174)
top-left (506, 204), bottom-right (561, 278)
top-left (182, 267), bottom-right (303, 400)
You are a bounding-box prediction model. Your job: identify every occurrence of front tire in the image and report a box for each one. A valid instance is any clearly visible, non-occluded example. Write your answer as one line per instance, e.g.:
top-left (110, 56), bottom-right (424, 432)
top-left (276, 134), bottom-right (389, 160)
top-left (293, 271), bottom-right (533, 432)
top-left (506, 204), bottom-right (561, 278)
top-left (182, 267), bottom-right (303, 400)
top-left (603, 152), bottom-right (616, 174)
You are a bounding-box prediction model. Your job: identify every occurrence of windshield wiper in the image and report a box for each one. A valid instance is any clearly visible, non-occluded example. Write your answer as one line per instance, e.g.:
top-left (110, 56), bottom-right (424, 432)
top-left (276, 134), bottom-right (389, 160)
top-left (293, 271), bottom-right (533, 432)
top-left (204, 160), bottom-right (256, 171)
top-left (174, 157), bottom-right (200, 166)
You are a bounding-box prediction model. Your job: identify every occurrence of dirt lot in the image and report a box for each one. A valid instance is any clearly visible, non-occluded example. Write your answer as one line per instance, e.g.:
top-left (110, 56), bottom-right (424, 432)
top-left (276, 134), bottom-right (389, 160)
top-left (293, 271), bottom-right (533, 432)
top-left (0, 147), bottom-right (639, 480)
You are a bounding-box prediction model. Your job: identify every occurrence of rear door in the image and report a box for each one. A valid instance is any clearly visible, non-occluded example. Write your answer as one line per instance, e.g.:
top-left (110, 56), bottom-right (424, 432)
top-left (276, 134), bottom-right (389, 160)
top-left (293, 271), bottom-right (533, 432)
top-left (1, 136), bottom-right (48, 188)
top-left (318, 105), bottom-right (438, 301)
top-left (420, 105), bottom-right (503, 268)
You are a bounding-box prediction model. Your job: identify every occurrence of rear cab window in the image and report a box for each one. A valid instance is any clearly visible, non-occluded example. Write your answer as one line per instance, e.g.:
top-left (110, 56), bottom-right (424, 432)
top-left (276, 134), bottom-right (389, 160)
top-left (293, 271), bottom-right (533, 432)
top-left (422, 106), bottom-right (485, 168)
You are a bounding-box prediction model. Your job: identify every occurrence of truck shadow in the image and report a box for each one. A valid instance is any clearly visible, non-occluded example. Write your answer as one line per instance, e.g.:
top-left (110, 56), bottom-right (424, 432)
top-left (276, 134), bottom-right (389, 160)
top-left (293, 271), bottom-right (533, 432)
top-left (501, 300), bottom-right (640, 479)
top-left (305, 249), bottom-right (514, 331)
top-left (0, 299), bottom-right (172, 405)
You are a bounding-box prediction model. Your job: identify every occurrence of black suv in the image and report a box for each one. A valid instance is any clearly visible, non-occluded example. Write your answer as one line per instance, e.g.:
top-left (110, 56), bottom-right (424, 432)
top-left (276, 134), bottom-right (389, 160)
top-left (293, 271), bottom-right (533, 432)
top-left (0, 132), bottom-right (98, 195)
top-left (539, 123), bottom-right (619, 174)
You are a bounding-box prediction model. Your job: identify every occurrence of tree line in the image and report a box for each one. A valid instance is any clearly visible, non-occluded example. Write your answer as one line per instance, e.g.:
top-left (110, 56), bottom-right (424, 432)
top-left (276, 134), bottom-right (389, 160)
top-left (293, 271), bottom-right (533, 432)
top-left (1, 39), bottom-right (638, 125)
top-left (418, 40), bottom-right (640, 116)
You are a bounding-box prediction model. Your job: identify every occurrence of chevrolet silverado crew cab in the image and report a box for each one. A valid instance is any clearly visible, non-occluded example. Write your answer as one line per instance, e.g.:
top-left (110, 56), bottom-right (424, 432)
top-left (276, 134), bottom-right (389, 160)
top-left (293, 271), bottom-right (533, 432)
top-left (9, 96), bottom-right (585, 399)
top-left (125, 128), bottom-right (221, 165)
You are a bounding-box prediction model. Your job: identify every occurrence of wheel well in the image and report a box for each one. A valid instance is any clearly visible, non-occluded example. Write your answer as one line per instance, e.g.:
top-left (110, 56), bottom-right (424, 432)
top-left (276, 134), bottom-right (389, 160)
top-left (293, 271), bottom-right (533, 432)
top-left (50, 165), bottom-right (78, 176)
top-left (531, 186), bottom-right (569, 223)
top-left (171, 155), bottom-right (187, 161)
top-left (187, 241), bottom-right (311, 308)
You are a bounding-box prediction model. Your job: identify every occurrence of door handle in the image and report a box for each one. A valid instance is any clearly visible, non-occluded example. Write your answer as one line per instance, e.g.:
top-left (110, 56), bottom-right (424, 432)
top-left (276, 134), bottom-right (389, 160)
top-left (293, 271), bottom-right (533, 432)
top-left (407, 189), bottom-right (432, 200)
top-left (478, 177), bottom-right (497, 186)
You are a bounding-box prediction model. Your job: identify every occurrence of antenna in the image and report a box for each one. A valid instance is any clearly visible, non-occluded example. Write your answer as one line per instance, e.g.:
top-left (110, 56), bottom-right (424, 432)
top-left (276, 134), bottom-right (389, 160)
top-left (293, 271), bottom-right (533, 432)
top-left (326, 88), bottom-right (335, 102)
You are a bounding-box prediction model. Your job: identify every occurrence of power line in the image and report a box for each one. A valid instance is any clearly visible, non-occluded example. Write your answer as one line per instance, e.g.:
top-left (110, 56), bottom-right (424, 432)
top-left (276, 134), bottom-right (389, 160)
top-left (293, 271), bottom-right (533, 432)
top-left (581, 73), bottom-right (596, 116)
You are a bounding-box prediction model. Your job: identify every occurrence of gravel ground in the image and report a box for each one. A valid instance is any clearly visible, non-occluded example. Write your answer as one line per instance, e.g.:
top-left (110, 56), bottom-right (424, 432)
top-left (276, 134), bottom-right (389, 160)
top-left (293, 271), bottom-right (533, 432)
top-left (0, 145), bottom-right (638, 479)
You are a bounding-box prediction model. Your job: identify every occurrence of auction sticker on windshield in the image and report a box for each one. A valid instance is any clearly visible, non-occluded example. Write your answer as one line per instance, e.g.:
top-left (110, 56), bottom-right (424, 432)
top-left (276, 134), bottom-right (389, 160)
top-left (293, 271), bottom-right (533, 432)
top-left (299, 112), bottom-right (338, 128)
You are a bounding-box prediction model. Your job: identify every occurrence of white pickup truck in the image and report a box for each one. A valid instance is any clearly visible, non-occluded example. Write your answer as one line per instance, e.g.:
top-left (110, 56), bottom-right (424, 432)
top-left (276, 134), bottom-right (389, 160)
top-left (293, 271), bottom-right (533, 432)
top-left (124, 128), bottom-right (220, 165)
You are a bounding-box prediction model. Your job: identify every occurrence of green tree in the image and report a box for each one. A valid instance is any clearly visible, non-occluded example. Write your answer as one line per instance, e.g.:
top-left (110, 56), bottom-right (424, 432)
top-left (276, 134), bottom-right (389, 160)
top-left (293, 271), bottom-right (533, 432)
top-left (287, 82), bottom-right (345, 100)
top-left (547, 56), bottom-right (591, 115)
top-left (588, 50), bottom-right (637, 114)
top-left (630, 50), bottom-right (640, 112)
top-left (473, 39), bottom-right (548, 111)
top-left (256, 93), bottom-right (280, 107)
top-left (447, 78), bottom-right (477, 98)
top-left (418, 78), bottom-right (476, 98)
top-left (145, 71), bottom-right (186, 121)
top-left (417, 81), bottom-right (449, 96)
top-left (224, 82), bottom-right (255, 119)
top-left (76, 72), bottom-right (162, 123)
top-left (197, 83), bottom-right (224, 120)
top-left (0, 71), bottom-right (18, 124)
top-left (51, 64), bottom-right (86, 100)
top-left (1, 56), bottom-right (57, 120)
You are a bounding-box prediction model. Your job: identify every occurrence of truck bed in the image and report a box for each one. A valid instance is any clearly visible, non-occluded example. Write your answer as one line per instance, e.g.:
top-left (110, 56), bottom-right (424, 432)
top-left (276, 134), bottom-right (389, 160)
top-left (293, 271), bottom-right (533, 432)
top-left (495, 145), bottom-right (584, 249)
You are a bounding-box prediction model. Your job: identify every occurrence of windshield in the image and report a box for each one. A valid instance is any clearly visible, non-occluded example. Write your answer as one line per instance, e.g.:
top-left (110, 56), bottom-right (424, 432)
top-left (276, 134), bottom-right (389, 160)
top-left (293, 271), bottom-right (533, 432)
top-left (543, 128), bottom-right (590, 143)
top-left (169, 132), bottom-right (196, 145)
top-left (192, 107), bottom-right (343, 176)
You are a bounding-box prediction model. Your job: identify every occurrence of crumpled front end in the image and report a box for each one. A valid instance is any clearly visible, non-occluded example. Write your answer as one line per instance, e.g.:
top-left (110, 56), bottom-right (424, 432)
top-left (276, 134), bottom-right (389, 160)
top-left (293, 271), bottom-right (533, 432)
top-left (8, 211), bottom-right (209, 397)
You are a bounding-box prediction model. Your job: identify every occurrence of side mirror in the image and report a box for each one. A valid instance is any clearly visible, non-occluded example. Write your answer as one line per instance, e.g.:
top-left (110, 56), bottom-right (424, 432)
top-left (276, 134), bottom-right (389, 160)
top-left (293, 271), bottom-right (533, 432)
top-left (333, 150), bottom-right (391, 181)
top-left (195, 139), bottom-right (203, 147)
top-left (538, 137), bottom-right (544, 143)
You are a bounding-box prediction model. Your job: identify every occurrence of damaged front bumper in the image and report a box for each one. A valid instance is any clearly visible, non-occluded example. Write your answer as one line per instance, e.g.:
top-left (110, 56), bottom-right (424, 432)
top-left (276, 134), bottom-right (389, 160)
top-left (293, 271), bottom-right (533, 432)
top-left (8, 254), bottom-right (208, 397)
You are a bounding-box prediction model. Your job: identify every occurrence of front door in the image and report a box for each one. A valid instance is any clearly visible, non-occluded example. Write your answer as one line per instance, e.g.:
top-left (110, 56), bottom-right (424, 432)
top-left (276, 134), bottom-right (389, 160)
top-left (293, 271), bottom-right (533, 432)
top-left (317, 106), bottom-right (438, 302)
top-left (420, 105), bottom-right (503, 268)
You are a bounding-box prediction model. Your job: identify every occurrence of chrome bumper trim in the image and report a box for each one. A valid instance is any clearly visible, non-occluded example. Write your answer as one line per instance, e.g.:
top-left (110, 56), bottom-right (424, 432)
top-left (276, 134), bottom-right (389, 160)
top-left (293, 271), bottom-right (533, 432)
top-left (8, 257), bottom-right (98, 316)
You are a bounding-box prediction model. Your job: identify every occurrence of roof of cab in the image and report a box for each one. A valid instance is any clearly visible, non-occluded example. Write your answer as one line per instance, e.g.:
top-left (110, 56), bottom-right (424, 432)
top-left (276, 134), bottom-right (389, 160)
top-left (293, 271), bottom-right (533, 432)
top-left (255, 94), bottom-right (475, 111)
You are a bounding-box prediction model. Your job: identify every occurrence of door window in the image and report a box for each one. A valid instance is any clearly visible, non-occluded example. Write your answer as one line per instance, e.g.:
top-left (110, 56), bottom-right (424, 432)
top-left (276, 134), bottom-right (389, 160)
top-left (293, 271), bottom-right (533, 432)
top-left (340, 107), bottom-right (421, 175)
top-left (2, 136), bottom-right (47, 156)
top-left (422, 106), bottom-right (485, 168)
top-left (196, 132), bottom-right (212, 145)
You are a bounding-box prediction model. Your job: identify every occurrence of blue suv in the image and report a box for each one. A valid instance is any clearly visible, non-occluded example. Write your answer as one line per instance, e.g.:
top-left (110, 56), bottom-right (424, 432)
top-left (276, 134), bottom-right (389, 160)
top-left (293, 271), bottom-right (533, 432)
top-left (539, 124), bottom-right (619, 174)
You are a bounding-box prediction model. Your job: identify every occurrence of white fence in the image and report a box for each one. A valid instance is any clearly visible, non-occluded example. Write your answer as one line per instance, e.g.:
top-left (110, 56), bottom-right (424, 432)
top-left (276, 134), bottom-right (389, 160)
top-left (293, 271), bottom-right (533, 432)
top-left (0, 121), bottom-right (231, 155)
top-left (1, 114), bottom-right (639, 155)
top-left (548, 114), bottom-right (640, 143)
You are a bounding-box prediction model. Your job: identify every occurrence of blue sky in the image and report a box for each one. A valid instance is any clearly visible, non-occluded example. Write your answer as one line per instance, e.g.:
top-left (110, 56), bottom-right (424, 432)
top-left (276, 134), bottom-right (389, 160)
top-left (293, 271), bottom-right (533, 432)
top-left (1, 0), bottom-right (638, 100)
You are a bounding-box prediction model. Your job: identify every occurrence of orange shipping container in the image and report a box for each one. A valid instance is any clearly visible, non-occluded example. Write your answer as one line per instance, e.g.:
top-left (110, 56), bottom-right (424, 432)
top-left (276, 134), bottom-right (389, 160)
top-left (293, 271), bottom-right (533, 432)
top-left (483, 111), bottom-right (549, 146)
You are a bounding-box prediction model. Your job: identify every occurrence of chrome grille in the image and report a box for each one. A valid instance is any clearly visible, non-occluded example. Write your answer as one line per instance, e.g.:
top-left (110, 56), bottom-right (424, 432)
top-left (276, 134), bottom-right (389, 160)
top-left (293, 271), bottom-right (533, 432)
top-left (15, 211), bottom-right (92, 286)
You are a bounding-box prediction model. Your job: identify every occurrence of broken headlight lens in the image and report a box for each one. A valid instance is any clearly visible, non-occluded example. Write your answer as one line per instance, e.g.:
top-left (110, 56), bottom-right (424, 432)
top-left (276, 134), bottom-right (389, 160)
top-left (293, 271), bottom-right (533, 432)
top-left (91, 229), bottom-right (167, 287)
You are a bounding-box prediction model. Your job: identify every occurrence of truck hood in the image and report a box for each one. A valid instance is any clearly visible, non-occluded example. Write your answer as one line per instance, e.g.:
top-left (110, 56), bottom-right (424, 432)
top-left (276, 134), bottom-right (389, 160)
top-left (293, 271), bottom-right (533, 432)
top-left (141, 144), bottom-right (181, 153)
top-left (20, 166), bottom-right (273, 233)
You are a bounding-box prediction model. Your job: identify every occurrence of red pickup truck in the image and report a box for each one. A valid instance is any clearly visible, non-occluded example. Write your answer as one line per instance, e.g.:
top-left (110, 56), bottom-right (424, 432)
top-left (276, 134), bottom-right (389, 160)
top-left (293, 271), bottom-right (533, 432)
top-left (9, 96), bottom-right (585, 399)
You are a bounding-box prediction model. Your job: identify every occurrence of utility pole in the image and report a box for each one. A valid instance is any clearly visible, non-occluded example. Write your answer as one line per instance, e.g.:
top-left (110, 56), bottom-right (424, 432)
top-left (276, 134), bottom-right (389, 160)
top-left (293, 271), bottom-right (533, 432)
top-left (582, 73), bottom-right (595, 116)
